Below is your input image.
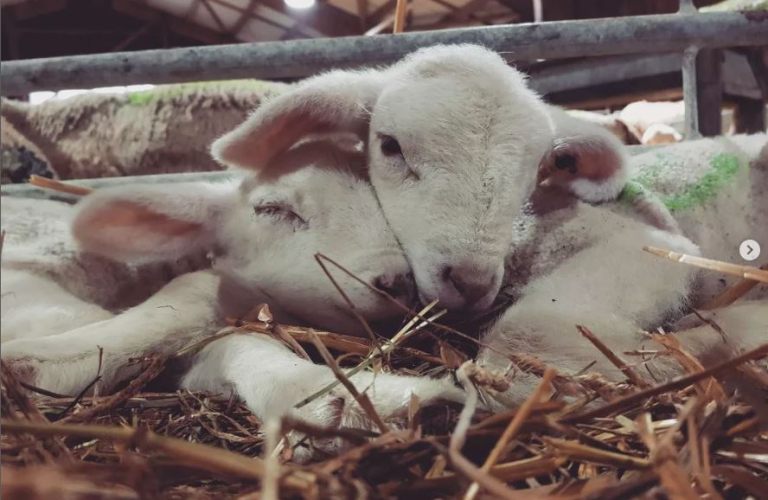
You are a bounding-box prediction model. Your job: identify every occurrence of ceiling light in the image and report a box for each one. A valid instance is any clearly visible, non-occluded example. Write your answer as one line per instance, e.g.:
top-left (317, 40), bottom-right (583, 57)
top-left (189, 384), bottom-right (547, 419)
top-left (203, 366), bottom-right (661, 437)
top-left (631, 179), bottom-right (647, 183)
top-left (285, 0), bottom-right (315, 9)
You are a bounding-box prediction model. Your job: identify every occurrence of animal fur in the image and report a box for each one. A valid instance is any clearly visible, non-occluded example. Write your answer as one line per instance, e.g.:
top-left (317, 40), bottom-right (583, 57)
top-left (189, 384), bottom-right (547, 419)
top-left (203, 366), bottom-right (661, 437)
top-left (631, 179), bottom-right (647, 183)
top-left (0, 80), bottom-right (289, 182)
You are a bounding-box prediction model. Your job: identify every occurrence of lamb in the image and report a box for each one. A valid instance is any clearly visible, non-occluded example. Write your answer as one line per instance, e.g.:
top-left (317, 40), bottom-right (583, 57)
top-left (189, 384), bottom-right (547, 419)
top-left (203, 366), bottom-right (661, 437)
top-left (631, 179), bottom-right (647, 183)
top-left (1, 135), bottom-right (464, 459)
top-left (206, 44), bottom-right (766, 404)
top-left (477, 134), bottom-right (768, 407)
top-left (212, 44), bottom-right (630, 312)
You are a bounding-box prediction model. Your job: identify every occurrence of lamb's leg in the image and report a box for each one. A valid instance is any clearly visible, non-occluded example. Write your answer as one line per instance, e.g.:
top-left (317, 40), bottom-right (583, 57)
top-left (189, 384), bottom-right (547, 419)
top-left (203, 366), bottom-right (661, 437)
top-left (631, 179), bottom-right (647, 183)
top-left (478, 226), bottom-right (701, 408)
top-left (1, 269), bottom-right (114, 342)
top-left (1, 270), bottom-right (224, 396)
top-left (181, 333), bottom-right (465, 461)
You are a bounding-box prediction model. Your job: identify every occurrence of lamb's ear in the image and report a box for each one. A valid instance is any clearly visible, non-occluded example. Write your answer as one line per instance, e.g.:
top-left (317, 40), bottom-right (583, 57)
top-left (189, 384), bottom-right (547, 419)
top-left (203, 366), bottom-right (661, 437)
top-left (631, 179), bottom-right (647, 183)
top-left (537, 105), bottom-right (629, 203)
top-left (72, 183), bottom-right (231, 263)
top-left (211, 70), bottom-right (386, 171)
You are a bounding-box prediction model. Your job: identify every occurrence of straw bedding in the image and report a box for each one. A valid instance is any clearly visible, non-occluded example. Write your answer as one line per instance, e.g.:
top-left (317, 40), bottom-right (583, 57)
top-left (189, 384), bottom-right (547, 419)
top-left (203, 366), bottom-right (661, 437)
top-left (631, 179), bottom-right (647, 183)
top-left (2, 299), bottom-right (767, 500)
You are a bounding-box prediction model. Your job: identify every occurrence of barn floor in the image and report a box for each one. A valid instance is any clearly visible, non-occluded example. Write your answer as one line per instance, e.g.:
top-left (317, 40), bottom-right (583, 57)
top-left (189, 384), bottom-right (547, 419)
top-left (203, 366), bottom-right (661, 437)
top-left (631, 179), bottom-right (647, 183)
top-left (2, 308), bottom-right (767, 500)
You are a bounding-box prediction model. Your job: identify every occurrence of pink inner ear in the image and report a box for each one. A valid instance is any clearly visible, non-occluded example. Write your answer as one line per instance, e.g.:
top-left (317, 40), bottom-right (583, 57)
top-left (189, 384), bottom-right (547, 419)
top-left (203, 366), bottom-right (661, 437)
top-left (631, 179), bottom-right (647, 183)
top-left (215, 109), bottom-right (332, 171)
top-left (73, 201), bottom-right (202, 258)
top-left (537, 146), bottom-right (622, 189)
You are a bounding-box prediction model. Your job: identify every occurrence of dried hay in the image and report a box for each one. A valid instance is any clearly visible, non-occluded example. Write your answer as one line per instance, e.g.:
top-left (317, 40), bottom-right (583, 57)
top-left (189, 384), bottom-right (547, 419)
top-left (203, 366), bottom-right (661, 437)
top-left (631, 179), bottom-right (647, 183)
top-left (3, 178), bottom-right (767, 499)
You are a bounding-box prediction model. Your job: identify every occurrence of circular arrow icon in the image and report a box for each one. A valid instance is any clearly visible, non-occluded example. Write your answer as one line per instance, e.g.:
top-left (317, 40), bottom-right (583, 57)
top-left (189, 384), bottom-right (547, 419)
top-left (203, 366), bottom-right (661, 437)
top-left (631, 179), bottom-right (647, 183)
top-left (739, 239), bottom-right (761, 262)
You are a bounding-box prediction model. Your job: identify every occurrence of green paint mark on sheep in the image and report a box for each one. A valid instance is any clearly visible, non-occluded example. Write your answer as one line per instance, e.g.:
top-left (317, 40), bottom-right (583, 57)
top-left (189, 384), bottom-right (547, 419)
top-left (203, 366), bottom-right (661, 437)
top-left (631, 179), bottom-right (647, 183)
top-left (660, 153), bottom-right (741, 212)
top-left (619, 181), bottom-right (647, 204)
top-left (126, 80), bottom-right (280, 106)
top-left (620, 153), bottom-right (743, 212)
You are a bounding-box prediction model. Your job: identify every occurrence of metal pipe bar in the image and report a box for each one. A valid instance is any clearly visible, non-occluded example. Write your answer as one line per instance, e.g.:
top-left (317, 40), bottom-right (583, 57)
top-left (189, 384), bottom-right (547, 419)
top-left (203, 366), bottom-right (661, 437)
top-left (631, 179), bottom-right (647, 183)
top-left (3, 12), bottom-right (768, 95)
top-left (529, 53), bottom-right (682, 95)
top-left (678, 0), bottom-right (697, 14)
top-left (695, 48), bottom-right (724, 137)
top-left (0, 147), bottom-right (657, 201)
top-left (0, 171), bottom-right (244, 202)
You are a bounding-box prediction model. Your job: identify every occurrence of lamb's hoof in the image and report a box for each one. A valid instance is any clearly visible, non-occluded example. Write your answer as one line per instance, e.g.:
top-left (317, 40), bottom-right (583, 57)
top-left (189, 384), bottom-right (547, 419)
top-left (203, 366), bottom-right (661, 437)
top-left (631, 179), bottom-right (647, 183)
top-left (417, 399), bottom-right (492, 435)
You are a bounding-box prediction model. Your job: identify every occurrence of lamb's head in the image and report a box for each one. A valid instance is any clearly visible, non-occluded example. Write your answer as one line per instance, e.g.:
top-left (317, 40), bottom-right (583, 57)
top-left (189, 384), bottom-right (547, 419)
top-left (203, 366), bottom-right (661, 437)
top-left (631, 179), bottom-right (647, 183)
top-left (71, 138), bottom-right (414, 335)
top-left (212, 44), bottom-right (626, 312)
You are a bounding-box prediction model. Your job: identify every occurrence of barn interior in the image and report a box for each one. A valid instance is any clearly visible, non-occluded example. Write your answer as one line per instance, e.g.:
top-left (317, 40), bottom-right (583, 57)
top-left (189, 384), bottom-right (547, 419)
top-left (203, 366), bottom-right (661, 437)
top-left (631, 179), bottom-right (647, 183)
top-left (1, 2), bottom-right (767, 499)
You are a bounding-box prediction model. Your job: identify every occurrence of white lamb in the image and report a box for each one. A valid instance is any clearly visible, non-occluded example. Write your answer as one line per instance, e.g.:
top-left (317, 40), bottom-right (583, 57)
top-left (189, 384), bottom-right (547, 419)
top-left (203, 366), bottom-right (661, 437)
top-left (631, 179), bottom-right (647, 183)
top-left (208, 43), bottom-right (767, 405)
top-left (1, 137), bottom-right (464, 459)
top-left (212, 44), bottom-right (629, 312)
top-left (477, 134), bottom-right (768, 406)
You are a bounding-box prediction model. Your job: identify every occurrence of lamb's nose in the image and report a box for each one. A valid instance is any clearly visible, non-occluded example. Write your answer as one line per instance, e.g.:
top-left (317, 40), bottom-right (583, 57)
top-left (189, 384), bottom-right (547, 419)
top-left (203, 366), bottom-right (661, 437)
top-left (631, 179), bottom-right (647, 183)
top-left (373, 272), bottom-right (416, 304)
top-left (442, 265), bottom-right (498, 308)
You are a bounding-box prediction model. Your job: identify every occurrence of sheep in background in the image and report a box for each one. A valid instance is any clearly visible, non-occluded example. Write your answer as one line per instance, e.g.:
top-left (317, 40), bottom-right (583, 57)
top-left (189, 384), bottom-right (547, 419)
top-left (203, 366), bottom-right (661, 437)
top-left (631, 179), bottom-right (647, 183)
top-left (0, 80), bottom-right (289, 182)
top-left (564, 109), bottom-right (640, 145)
top-left (1, 135), bottom-right (463, 461)
top-left (619, 100), bottom-right (689, 144)
top-left (0, 116), bottom-right (57, 184)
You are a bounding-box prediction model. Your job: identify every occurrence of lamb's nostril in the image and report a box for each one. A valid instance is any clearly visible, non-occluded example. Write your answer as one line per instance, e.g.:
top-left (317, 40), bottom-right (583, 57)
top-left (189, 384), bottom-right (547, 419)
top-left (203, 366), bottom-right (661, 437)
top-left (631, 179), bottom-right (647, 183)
top-left (441, 266), bottom-right (453, 282)
top-left (444, 265), bottom-right (497, 307)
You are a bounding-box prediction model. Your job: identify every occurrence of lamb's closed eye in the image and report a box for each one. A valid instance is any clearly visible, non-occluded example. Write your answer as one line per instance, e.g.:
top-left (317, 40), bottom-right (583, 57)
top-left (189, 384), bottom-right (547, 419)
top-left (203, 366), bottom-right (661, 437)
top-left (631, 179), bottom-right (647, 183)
top-left (253, 202), bottom-right (308, 230)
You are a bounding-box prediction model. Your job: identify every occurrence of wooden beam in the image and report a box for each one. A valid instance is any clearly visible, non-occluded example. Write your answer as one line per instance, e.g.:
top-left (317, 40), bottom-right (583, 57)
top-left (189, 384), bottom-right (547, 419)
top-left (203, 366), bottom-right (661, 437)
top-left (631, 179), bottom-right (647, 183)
top-left (495, 0), bottom-right (532, 21)
top-left (111, 18), bottom-right (156, 52)
top-left (209, 0), bottom-right (358, 37)
top-left (431, 0), bottom-right (493, 26)
top-left (229, 0), bottom-right (258, 35)
top-left (393, 0), bottom-right (408, 33)
top-left (455, 0), bottom-right (491, 22)
top-left (532, 0), bottom-right (542, 22)
top-left (366, 0), bottom-right (397, 30)
top-left (207, 0), bottom-right (293, 34)
top-left (355, 0), bottom-right (369, 31)
top-left (186, 0), bottom-right (203, 21)
top-left (6, 0), bottom-right (67, 21)
top-left (250, 0), bottom-right (359, 37)
top-left (365, 14), bottom-right (396, 35)
top-left (112, 0), bottom-right (238, 45)
top-left (200, 0), bottom-right (229, 33)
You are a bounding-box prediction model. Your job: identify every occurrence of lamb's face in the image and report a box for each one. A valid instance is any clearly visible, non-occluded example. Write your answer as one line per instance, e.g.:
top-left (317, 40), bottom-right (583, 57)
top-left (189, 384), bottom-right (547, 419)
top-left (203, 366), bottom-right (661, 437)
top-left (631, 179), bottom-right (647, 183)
top-left (208, 44), bottom-right (579, 313)
top-left (368, 48), bottom-right (554, 311)
top-left (218, 140), bottom-right (415, 335)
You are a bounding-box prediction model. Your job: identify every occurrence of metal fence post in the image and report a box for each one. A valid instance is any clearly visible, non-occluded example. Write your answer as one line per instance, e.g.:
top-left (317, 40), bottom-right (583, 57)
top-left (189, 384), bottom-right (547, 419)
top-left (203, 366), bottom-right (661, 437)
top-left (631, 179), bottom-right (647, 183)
top-left (695, 48), bottom-right (724, 136)
top-left (682, 46), bottom-right (702, 139)
top-left (678, 0), bottom-right (725, 138)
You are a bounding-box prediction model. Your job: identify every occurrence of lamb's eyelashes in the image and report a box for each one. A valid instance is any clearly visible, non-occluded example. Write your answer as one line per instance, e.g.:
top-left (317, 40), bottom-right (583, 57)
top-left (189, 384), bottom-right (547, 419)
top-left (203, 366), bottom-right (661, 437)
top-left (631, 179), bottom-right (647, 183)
top-left (252, 202), bottom-right (308, 230)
